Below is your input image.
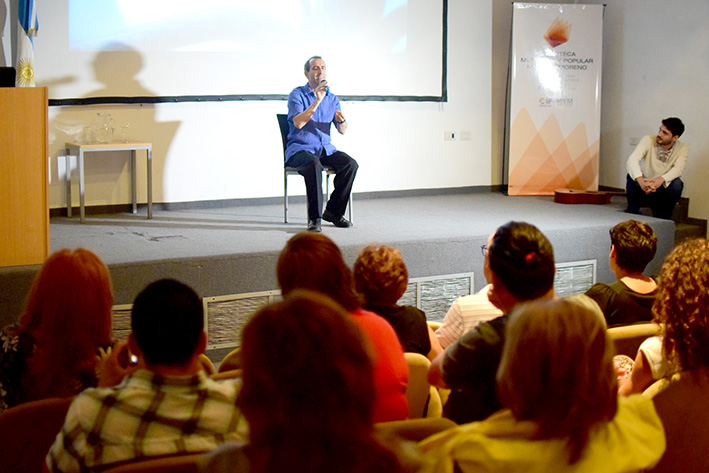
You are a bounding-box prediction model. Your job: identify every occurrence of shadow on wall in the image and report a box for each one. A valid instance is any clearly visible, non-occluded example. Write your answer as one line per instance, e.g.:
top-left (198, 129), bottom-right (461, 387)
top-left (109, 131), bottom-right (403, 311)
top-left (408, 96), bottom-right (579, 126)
top-left (49, 43), bottom-right (180, 210)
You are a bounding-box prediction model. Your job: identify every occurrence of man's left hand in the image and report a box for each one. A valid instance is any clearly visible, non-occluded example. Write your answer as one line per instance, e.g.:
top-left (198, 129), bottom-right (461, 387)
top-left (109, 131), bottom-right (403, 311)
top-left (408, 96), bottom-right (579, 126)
top-left (334, 110), bottom-right (347, 134)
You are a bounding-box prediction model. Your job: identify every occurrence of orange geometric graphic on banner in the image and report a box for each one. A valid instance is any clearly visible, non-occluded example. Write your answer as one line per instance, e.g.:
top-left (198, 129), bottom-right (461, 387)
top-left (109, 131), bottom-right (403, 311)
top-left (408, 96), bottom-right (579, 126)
top-left (544, 17), bottom-right (572, 48)
top-left (508, 108), bottom-right (599, 195)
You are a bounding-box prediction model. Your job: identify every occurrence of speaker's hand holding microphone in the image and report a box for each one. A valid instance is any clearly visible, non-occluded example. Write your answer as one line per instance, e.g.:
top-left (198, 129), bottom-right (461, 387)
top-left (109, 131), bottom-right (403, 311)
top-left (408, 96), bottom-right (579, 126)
top-left (315, 79), bottom-right (328, 101)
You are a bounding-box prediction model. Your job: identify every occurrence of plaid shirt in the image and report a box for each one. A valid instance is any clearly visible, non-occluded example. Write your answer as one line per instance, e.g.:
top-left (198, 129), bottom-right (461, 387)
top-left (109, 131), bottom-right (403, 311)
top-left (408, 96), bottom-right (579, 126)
top-left (46, 369), bottom-right (247, 473)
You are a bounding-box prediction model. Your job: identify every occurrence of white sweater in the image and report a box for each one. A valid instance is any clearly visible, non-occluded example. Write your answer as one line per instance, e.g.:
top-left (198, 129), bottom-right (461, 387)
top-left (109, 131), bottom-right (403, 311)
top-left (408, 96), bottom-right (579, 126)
top-left (626, 134), bottom-right (688, 186)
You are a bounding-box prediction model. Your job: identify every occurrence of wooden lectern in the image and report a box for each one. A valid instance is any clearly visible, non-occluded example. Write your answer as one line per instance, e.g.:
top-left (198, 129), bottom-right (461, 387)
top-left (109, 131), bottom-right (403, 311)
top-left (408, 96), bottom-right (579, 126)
top-left (0, 87), bottom-right (49, 267)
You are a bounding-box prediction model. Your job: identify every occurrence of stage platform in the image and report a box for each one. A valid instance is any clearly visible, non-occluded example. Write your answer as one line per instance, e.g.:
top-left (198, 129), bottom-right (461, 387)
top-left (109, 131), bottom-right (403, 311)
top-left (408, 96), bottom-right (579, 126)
top-left (0, 189), bottom-right (675, 358)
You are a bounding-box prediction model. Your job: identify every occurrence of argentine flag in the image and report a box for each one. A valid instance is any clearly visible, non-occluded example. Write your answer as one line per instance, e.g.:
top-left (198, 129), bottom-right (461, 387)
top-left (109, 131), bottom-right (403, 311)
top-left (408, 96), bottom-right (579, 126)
top-left (16, 0), bottom-right (38, 87)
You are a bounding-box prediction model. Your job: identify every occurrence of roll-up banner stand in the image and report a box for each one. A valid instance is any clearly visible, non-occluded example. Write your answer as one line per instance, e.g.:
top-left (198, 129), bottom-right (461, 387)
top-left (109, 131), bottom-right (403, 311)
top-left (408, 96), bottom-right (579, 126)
top-left (506, 3), bottom-right (604, 195)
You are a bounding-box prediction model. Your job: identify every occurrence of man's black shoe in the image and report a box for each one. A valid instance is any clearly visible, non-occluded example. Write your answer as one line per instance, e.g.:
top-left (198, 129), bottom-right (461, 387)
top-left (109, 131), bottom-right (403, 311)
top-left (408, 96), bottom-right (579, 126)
top-left (307, 219), bottom-right (322, 232)
top-left (322, 210), bottom-right (353, 228)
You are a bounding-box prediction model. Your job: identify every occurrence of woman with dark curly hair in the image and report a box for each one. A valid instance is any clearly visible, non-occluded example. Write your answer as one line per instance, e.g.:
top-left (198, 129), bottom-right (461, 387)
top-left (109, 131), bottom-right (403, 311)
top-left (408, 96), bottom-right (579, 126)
top-left (638, 238), bottom-right (709, 473)
top-left (618, 238), bottom-right (709, 396)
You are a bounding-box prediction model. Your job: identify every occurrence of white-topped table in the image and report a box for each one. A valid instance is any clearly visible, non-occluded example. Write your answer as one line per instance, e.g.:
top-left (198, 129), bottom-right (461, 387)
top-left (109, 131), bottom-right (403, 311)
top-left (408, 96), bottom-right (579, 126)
top-left (65, 141), bottom-right (153, 223)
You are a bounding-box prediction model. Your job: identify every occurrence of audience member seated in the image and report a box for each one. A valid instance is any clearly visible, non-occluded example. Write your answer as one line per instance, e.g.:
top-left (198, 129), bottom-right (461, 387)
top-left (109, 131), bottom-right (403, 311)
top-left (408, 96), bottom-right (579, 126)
top-left (419, 299), bottom-right (666, 473)
top-left (353, 243), bottom-right (442, 360)
top-left (0, 248), bottom-right (113, 413)
top-left (202, 291), bottom-right (416, 473)
top-left (427, 221), bottom-right (556, 424)
top-left (434, 235), bottom-right (503, 348)
top-left (585, 220), bottom-right (658, 327)
top-left (619, 238), bottom-right (709, 396)
top-left (277, 233), bottom-right (409, 422)
top-left (45, 279), bottom-right (247, 473)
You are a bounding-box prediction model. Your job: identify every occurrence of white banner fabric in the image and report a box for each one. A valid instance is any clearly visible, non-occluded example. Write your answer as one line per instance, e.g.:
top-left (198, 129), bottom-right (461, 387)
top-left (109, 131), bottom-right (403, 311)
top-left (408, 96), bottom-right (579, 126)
top-left (507, 3), bottom-right (603, 195)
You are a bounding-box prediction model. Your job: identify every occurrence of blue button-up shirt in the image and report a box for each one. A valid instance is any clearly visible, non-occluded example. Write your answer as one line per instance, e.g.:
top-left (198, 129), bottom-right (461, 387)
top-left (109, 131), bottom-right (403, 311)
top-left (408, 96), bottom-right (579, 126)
top-left (285, 83), bottom-right (341, 162)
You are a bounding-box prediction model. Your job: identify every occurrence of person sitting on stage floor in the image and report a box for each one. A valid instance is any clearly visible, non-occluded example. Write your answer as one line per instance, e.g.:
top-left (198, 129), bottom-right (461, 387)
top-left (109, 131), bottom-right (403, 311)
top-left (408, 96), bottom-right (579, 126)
top-left (0, 248), bottom-right (113, 413)
top-left (277, 232), bottom-right (409, 422)
top-left (45, 279), bottom-right (247, 473)
top-left (626, 117), bottom-right (687, 219)
top-left (285, 56), bottom-right (358, 232)
top-left (434, 234), bottom-right (503, 349)
top-left (202, 290), bottom-right (413, 473)
top-left (419, 298), bottom-right (666, 473)
top-left (585, 220), bottom-right (658, 327)
top-left (353, 243), bottom-right (443, 360)
top-left (427, 221), bottom-right (557, 424)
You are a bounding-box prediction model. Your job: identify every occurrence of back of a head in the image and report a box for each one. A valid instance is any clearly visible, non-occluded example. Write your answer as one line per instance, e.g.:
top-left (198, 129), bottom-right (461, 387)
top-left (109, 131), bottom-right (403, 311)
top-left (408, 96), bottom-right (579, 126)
top-left (239, 291), bottom-right (402, 473)
top-left (131, 279), bottom-right (204, 367)
top-left (497, 298), bottom-right (617, 464)
top-left (610, 220), bottom-right (657, 273)
top-left (277, 232), bottom-right (360, 311)
top-left (353, 244), bottom-right (408, 305)
top-left (662, 117), bottom-right (685, 138)
top-left (22, 248), bottom-right (113, 341)
top-left (488, 221), bottom-right (555, 301)
top-left (654, 238), bottom-right (709, 370)
top-left (20, 248), bottom-right (113, 399)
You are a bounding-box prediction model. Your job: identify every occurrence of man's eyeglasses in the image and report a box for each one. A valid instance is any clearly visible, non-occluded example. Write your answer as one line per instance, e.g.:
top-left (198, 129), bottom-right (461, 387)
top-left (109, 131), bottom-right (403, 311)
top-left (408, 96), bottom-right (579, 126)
top-left (481, 245), bottom-right (488, 257)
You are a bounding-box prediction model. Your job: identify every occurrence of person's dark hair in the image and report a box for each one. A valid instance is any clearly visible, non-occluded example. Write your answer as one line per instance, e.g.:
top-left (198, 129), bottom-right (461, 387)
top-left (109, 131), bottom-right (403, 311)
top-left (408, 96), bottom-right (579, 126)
top-left (239, 290), bottom-right (404, 473)
top-left (304, 55), bottom-right (323, 72)
top-left (488, 221), bottom-right (555, 301)
top-left (131, 279), bottom-right (204, 366)
top-left (653, 238), bottom-right (709, 371)
top-left (497, 298), bottom-right (618, 465)
top-left (277, 232), bottom-right (360, 311)
top-left (353, 244), bottom-right (408, 305)
top-left (610, 220), bottom-right (657, 273)
top-left (662, 117), bottom-right (684, 138)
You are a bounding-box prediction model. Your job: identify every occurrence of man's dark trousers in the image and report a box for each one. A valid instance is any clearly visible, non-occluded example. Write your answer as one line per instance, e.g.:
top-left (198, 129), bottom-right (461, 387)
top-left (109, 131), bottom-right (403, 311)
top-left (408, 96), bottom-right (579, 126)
top-left (287, 150), bottom-right (358, 221)
top-left (626, 174), bottom-right (683, 220)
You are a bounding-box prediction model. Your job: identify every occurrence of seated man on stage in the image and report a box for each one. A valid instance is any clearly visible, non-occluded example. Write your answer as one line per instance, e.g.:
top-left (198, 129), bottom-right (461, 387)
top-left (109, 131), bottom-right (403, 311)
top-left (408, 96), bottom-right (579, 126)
top-left (285, 56), bottom-right (358, 232)
top-left (626, 117), bottom-right (687, 219)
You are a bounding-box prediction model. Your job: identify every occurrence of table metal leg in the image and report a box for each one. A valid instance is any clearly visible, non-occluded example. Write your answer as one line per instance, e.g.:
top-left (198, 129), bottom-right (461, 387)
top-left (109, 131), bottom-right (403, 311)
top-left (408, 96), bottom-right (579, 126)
top-left (130, 150), bottom-right (137, 214)
top-left (65, 151), bottom-right (72, 218)
top-left (79, 150), bottom-right (85, 223)
top-left (147, 147), bottom-right (153, 219)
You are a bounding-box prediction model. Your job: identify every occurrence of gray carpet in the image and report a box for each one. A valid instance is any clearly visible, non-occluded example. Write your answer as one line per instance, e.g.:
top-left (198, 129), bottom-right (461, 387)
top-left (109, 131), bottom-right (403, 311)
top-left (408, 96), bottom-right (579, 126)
top-left (0, 190), bottom-right (675, 330)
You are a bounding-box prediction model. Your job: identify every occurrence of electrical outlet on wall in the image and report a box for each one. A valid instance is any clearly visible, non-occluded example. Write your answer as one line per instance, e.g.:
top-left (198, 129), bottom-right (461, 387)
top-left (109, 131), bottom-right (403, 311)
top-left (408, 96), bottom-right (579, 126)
top-left (444, 131), bottom-right (456, 141)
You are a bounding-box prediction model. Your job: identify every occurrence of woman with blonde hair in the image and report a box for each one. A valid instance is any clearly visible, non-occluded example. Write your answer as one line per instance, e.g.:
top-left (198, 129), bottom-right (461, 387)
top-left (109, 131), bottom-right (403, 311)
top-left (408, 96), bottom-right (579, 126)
top-left (0, 248), bottom-right (113, 411)
top-left (420, 298), bottom-right (665, 472)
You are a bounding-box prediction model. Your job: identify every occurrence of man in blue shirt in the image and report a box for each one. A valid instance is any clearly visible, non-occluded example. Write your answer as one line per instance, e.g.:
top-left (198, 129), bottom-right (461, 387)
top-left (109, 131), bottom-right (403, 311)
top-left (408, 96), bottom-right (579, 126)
top-left (285, 56), bottom-right (358, 232)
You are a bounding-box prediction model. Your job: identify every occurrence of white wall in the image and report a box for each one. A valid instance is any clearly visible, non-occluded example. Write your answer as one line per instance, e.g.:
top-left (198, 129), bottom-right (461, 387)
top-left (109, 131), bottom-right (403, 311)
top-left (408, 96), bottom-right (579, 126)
top-left (45, 0), bottom-right (491, 209)
top-left (42, 0), bottom-right (709, 222)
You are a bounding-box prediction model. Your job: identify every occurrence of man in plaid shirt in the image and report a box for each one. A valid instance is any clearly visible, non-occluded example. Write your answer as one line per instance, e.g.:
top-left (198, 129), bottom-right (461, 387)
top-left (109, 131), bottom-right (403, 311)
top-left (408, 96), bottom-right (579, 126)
top-left (45, 279), bottom-right (247, 472)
